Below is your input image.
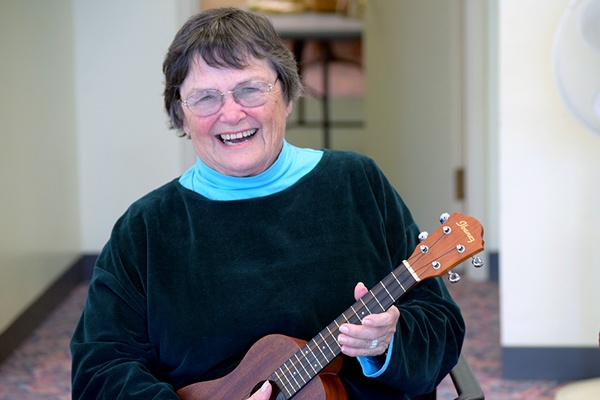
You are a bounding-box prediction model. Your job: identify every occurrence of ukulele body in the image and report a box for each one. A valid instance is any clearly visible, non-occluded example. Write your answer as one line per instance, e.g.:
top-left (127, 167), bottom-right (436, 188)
top-left (177, 334), bottom-right (347, 400)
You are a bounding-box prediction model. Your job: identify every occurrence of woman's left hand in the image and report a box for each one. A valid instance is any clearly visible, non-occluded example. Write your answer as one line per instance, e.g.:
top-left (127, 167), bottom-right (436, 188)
top-left (337, 282), bottom-right (399, 357)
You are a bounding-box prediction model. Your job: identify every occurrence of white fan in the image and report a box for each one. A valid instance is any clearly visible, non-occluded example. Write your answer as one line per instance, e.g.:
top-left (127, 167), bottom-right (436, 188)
top-left (553, 0), bottom-right (600, 135)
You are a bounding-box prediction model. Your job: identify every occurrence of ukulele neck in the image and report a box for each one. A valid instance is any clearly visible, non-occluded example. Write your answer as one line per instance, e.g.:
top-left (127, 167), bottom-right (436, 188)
top-left (268, 263), bottom-right (419, 398)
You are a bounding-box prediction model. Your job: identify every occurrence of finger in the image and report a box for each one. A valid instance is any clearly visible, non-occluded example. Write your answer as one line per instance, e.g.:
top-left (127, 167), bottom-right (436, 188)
top-left (362, 305), bottom-right (400, 328)
top-left (339, 323), bottom-right (380, 342)
top-left (339, 335), bottom-right (387, 357)
top-left (338, 324), bottom-right (387, 353)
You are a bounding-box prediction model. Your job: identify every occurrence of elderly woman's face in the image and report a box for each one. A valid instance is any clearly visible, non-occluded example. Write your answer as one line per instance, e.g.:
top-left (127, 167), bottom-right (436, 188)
top-left (180, 56), bottom-right (292, 177)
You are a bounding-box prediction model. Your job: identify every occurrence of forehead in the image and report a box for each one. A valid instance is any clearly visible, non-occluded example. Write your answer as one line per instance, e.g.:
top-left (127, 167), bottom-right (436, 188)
top-left (182, 55), bottom-right (274, 92)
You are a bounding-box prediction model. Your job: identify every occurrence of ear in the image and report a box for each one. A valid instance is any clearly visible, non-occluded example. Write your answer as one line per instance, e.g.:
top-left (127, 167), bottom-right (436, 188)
top-left (285, 100), bottom-right (293, 118)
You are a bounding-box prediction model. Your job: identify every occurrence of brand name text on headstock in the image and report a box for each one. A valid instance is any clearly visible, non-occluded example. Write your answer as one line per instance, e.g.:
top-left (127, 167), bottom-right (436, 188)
top-left (456, 220), bottom-right (475, 243)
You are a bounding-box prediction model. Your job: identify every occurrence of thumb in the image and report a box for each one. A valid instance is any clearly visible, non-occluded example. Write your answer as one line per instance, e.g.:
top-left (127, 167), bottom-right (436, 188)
top-left (354, 282), bottom-right (368, 301)
top-left (249, 381), bottom-right (272, 400)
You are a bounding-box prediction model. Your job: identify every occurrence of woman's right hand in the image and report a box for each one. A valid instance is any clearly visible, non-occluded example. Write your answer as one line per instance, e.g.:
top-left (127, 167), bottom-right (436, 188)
top-left (248, 381), bottom-right (272, 400)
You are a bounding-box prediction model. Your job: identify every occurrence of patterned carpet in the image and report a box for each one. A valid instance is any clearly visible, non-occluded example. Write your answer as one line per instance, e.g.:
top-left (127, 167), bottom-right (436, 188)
top-left (0, 278), bottom-right (569, 399)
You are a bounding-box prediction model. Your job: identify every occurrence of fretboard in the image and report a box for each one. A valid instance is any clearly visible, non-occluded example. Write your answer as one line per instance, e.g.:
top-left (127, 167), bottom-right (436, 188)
top-left (269, 262), bottom-right (420, 399)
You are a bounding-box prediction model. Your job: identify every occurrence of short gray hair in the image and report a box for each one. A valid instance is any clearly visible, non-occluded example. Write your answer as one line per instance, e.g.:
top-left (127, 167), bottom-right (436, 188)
top-left (163, 8), bottom-right (302, 135)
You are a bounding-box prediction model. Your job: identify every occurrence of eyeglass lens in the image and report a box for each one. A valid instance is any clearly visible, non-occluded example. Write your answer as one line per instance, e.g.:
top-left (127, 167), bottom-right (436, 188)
top-left (183, 81), bottom-right (274, 117)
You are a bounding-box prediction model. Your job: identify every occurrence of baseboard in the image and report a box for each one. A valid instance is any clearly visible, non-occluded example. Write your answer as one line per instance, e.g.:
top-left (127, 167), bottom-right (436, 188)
top-left (0, 254), bottom-right (97, 364)
top-left (502, 346), bottom-right (600, 381)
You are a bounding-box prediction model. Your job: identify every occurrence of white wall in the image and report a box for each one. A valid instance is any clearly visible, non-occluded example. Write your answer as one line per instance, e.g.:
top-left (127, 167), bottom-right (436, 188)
top-left (363, 0), bottom-right (494, 281)
top-left (74, 0), bottom-right (194, 251)
top-left (0, 1), bottom-right (81, 333)
top-left (364, 0), bottom-right (464, 227)
top-left (499, 0), bottom-right (600, 348)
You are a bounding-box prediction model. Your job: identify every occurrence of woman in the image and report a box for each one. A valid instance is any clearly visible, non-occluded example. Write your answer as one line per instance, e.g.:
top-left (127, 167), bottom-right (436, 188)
top-left (71, 8), bottom-right (465, 400)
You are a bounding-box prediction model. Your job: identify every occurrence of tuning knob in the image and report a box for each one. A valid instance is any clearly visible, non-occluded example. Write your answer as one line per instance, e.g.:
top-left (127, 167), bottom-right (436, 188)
top-left (448, 271), bottom-right (461, 283)
top-left (418, 231), bottom-right (429, 242)
top-left (439, 212), bottom-right (450, 224)
top-left (472, 256), bottom-right (484, 268)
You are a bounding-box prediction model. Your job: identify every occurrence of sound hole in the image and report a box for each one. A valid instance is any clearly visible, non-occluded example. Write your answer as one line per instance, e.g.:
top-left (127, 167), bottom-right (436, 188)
top-left (249, 380), bottom-right (284, 400)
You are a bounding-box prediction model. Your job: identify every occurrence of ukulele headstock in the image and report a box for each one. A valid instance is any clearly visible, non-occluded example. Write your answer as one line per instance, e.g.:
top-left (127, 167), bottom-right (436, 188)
top-left (408, 212), bottom-right (484, 282)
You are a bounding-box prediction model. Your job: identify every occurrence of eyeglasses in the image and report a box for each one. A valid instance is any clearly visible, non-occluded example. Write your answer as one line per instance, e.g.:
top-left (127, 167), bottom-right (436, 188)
top-left (180, 78), bottom-right (278, 117)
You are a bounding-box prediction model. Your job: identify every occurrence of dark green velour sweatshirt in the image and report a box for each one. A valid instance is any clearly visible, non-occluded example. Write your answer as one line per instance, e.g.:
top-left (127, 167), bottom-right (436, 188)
top-left (71, 150), bottom-right (465, 399)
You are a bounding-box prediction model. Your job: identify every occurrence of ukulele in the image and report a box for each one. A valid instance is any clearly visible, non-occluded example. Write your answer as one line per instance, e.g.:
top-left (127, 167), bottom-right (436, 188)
top-left (177, 212), bottom-right (484, 400)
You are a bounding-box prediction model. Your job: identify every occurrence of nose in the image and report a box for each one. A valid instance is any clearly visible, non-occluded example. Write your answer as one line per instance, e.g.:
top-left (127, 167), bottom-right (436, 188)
top-left (218, 92), bottom-right (246, 124)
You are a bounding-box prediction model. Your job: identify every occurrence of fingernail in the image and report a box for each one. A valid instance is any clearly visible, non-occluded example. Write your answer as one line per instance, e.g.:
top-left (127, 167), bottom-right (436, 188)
top-left (339, 325), bottom-right (349, 334)
top-left (260, 381), bottom-right (269, 392)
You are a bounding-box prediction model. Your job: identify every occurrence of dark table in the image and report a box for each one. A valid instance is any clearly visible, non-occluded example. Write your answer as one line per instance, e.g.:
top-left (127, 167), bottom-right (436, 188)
top-left (268, 12), bottom-right (364, 148)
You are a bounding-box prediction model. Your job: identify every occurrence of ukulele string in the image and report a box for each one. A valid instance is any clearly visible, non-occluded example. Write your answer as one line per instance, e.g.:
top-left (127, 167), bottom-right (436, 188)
top-left (410, 229), bottom-right (462, 278)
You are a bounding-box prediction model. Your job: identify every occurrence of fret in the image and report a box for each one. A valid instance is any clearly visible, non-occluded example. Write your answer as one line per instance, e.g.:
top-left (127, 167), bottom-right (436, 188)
top-left (272, 368), bottom-right (293, 398)
top-left (381, 280), bottom-right (395, 301)
top-left (358, 297), bottom-right (371, 315)
top-left (292, 352), bottom-right (311, 383)
top-left (301, 347), bottom-right (318, 375)
top-left (279, 361), bottom-right (301, 393)
top-left (325, 326), bottom-right (340, 349)
top-left (390, 269), bottom-right (407, 293)
top-left (287, 359), bottom-right (304, 389)
top-left (318, 332), bottom-right (336, 359)
top-left (313, 335), bottom-right (329, 368)
top-left (304, 340), bottom-right (324, 373)
top-left (349, 304), bottom-right (362, 322)
top-left (372, 290), bottom-right (385, 311)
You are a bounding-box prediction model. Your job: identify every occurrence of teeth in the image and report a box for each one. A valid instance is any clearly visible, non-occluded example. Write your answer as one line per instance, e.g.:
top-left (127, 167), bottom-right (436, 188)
top-left (220, 129), bottom-right (256, 141)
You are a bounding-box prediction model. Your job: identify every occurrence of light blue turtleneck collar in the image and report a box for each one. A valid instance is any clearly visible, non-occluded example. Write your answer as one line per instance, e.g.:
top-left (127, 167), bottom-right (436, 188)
top-left (179, 141), bottom-right (323, 201)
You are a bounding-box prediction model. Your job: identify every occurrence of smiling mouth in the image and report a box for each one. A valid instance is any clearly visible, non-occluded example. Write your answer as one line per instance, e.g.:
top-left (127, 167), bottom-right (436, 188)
top-left (219, 129), bottom-right (257, 146)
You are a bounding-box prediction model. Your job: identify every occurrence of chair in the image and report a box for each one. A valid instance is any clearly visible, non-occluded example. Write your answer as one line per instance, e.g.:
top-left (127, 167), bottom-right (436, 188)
top-left (412, 353), bottom-right (485, 400)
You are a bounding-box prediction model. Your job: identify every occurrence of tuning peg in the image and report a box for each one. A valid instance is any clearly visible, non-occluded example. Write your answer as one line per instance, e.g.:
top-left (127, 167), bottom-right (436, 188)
top-left (439, 212), bottom-right (450, 224)
top-left (472, 256), bottom-right (484, 268)
top-left (448, 271), bottom-right (461, 283)
top-left (418, 231), bottom-right (429, 242)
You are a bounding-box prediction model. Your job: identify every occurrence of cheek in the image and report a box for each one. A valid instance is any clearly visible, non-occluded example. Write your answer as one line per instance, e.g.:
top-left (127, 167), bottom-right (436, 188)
top-left (266, 100), bottom-right (292, 129)
top-left (184, 114), bottom-right (213, 138)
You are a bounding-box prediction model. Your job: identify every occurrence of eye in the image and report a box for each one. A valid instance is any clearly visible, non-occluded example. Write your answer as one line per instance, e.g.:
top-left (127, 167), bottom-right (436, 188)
top-left (237, 85), bottom-right (261, 95)
top-left (188, 90), bottom-right (220, 106)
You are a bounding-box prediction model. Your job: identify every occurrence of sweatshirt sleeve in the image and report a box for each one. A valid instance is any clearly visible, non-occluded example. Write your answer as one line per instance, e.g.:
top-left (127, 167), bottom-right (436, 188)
top-left (377, 277), bottom-right (465, 395)
top-left (70, 210), bottom-right (180, 399)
